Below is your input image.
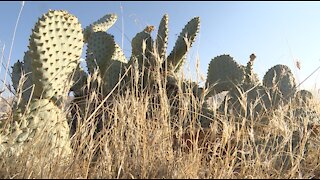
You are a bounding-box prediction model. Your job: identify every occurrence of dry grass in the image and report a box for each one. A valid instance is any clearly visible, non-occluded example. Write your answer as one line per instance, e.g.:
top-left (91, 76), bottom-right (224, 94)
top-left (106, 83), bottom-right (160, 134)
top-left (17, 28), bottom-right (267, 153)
top-left (1, 3), bottom-right (320, 178)
top-left (0, 55), bottom-right (320, 179)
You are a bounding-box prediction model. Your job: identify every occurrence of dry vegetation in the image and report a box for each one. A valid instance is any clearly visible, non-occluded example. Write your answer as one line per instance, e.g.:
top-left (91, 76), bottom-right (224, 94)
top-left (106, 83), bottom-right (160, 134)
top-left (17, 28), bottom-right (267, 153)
top-left (1, 3), bottom-right (320, 178)
top-left (0, 59), bottom-right (320, 179)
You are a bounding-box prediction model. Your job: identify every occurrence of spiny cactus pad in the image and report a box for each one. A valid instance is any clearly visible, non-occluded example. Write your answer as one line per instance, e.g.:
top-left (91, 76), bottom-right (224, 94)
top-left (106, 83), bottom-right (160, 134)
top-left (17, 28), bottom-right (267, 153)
top-left (130, 29), bottom-right (154, 69)
top-left (218, 84), bottom-right (271, 120)
top-left (295, 89), bottom-right (313, 106)
top-left (11, 51), bottom-right (34, 105)
top-left (86, 31), bottom-right (127, 95)
top-left (166, 16), bottom-right (200, 72)
top-left (156, 14), bottom-right (169, 61)
top-left (11, 60), bottom-right (23, 92)
top-left (86, 32), bottom-right (127, 74)
top-left (70, 64), bottom-right (88, 97)
top-left (28, 10), bottom-right (84, 102)
top-left (206, 54), bottom-right (245, 96)
top-left (3, 99), bottom-right (71, 158)
top-left (263, 64), bottom-right (296, 105)
top-left (83, 13), bottom-right (117, 42)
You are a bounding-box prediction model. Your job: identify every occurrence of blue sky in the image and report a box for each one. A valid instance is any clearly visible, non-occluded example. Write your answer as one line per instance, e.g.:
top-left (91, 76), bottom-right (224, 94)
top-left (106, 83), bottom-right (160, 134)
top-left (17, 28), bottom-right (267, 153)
top-left (1, 1), bottom-right (320, 97)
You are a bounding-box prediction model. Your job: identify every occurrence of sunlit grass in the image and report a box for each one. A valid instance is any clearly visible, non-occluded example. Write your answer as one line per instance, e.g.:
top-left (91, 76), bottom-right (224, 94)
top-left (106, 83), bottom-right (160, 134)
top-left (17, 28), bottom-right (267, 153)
top-left (1, 2), bottom-right (320, 178)
top-left (1, 47), bottom-right (320, 178)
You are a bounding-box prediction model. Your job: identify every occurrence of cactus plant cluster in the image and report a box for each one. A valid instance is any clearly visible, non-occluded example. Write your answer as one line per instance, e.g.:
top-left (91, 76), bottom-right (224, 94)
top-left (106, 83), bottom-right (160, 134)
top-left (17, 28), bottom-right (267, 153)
top-left (204, 53), bottom-right (300, 121)
top-left (2, 8), bottom-right (320, 168)
top-left (203, 53), bottom-right (320, 171)
top-left (126, 14), bottom-right (200, 91)
top-left (68, 13), bottom-right (201, 136)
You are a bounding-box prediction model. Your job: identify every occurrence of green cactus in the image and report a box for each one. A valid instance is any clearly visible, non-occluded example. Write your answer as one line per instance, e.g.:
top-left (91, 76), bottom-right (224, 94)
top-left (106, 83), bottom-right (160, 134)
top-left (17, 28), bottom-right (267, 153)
top-left (28, 10), bottom-right (84, 103)
top-left (11, 60), bottom-right (23, 93)
top-left (86, 31), bottom-right (127, 95)
top-left (130, 28), bottom-right (154, 70)
top-left (218, 83), bottom-right (271, 119)
top-left (69, 13), bottom-right (128, 139)
top-left (83, 13), bottom-right (117, 42)
top-left (11, 52), bottom-right (35, 106)
top-left (206, 54), bottom-right (245, 96)
top-left (3, 99), bottom-right (72, 157)
top-left (263, 64), bottom-right (296, 106)
top-left (213, 54), bottom-right (273, 120)
top-left (211, 55), bottom-right (299, 122)
top-left (156, 14), bottom-right (169, 61)
top-left (290, 89), bottom-right (318, 125)
top-left (295, 89), bottom-right (313, 107)
top-left (69, 14), bottom-right (201, 139)
top-left (244, 53), bottom-right (260, 86)
top-left (5, 10), bottom-right (84, 159)
top-left (126, 14), bottom-right (200, 86)
top-left (86, 32), bottom-right (127, 74)
top-left (166, 17), bottom-right (200, 72)
top-left (70, 64), bottom-right (88, 97)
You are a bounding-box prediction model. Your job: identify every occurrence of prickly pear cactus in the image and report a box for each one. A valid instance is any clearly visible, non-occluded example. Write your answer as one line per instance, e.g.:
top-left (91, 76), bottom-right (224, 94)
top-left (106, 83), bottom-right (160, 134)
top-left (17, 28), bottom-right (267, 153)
top-left (83, 13), bottom-right (117, 42)
top-left (70, 64), bottom-right (88, 97)
top-left (219, 83), bottom-right (271, 120)
top-left (29, 10), bottom-right (84, 103)
top-left (263, 64), bottom-right (296, 106)
top-left (11, 52), bottom-right (35, 106)
top-left (11, 60), bottom-right (23, 93)
top-left (295, 89), bottom-right (313, 107)
top-left (86, 32), bottom-right (127, 68)
top-left (85, 31), bottom-right (127, 95)
top-left (130, 28), bottom-right (154, 70)
top-left (5, 10), bottom-right (84, 159)
top-left (69, 12), bottom-right (128, 139)
top-left (156, 14), bottom-right (169, 61)
top-left (291, 89), bottom-right (319, 125)
top-left (243, 53), bottom-right (260, 86)
top-left (216, 54), bottom-right (271, 120)
top-left (2, 99), bottom-right (72, 157)
top-left (206, 54), bottom-right (245, 96)
top-left (166, 17), bottom-right (200, 72)
top-left (126, 14), bottom-right (200, 90)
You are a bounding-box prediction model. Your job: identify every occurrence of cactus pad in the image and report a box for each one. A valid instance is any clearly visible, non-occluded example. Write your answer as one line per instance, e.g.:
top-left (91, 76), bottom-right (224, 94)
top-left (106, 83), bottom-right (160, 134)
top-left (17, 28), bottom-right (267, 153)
top-left (2, 99), bottom-right (71, 158)
top-left (156, 14), bottom-right (169, 61)
top-left (83, 13), bottom-right (117, 42)
top-left (11, 60), bottom-right (23, 92)
top-left (130, 29), bottom-right (154, 69)
top-left (206, 54), bottom-right (245, 96)
top-left (166, 16), bottom-right (200, 72)
top-left (218, 84), bottom-right (271, 120)
top-left (28, 10), bottom-right (84, 102)
top-left (263, 64), bottom-right (296, 105)
top-left (70, 64), bottom-right (88, 97)
top-left (86, 31), bottom-right (127, 94)
top-left (11, 52), bottom-right (35, 105)
top-left (295, 89), bottom-right (313, 106)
